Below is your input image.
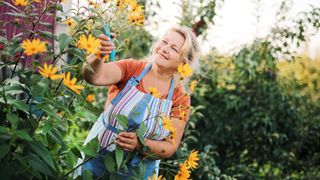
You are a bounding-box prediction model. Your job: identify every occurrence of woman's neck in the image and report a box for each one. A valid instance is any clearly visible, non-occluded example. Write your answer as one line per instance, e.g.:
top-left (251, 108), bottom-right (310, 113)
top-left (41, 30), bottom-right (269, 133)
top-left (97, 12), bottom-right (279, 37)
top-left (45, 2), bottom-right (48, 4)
top-left (150, 62), bottom-right (174, 82)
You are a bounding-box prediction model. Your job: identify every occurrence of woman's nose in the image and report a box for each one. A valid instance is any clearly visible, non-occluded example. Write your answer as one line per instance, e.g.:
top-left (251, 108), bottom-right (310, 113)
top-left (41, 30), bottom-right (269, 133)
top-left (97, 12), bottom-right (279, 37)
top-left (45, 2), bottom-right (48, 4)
top-left (160, 45), bottom-right (169, 54)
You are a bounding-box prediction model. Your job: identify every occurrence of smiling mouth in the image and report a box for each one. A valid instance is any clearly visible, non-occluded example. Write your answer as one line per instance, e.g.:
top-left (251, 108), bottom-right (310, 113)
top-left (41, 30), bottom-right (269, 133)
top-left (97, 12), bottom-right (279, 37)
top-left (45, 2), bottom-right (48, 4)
top-left (159, 53), bottom-right (168, 60)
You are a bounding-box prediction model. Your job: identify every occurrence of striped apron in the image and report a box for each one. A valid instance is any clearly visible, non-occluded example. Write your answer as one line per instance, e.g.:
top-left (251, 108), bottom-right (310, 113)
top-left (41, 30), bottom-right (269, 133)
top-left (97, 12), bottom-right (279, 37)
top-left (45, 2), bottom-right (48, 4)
top-left (76, 63), bottom-right (175, 179)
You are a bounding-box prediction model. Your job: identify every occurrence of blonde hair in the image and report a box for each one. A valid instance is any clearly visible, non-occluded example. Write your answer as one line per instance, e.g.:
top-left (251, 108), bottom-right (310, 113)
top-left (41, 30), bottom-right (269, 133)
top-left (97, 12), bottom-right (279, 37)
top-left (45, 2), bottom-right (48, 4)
top-left (150, 26), bottom-right (201, 89)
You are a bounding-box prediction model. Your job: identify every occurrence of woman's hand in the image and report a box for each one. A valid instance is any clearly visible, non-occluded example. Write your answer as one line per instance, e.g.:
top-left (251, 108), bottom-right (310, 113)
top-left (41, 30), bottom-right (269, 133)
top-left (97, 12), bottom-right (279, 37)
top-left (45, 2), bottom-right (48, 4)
top-left (115, 132), bottom-right (142, 152)
top-left (98, 33), bottom-right (116, 56)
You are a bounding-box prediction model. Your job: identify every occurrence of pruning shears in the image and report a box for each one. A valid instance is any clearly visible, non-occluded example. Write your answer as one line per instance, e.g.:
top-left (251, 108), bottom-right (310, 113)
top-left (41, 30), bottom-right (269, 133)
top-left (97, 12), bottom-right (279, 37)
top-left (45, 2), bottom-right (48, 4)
top-left (103, 24), bottom-right (116, 61)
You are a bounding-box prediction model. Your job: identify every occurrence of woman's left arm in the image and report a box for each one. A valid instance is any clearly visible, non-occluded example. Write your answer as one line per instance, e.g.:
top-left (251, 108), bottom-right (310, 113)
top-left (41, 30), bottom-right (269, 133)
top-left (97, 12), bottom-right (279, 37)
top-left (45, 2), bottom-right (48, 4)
top-left (115, 117), bottom-right (187, 159)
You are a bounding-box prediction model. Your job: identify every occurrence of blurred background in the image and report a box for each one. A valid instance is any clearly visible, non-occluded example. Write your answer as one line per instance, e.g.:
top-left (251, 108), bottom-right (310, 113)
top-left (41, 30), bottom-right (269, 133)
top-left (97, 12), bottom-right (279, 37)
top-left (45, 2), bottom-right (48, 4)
top-left (1, 0), bottom-right (320, 179)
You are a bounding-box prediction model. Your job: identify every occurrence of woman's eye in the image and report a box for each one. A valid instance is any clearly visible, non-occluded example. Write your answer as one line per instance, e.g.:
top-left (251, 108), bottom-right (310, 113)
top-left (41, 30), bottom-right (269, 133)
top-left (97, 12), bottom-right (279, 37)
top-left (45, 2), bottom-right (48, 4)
top-left (172, 47), bottom-right (178, 52)
top-left (162, 40), bottom-right (168, 44)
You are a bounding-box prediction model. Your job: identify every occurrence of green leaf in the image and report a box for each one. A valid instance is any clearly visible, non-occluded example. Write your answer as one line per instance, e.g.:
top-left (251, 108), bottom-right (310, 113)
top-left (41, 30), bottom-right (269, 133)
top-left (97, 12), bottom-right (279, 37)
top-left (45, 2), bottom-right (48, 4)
top-left (81, 138), bottom-right (99, 158)
top-left (5, 12), bottom-right (26, 18)
top-left (68, 48), bottom-right (86, 62)
top-left (78, 108), bottom-right (96, 122)
top-left (58, 33), bottom-right (72, 52)
top-left (136, 123), bottom-right (147, 147)
top-left (3, 85), bottom-right (24, 95)
top-left (36, 103), bottom-right (59, 120)
top-left (7, 113), bottom-right (19, 130)
top-left (65, 150), bottom-right (76, 169)
top-left (124, 152), bottom-right (135, 164)
top-left (7, 98), bottom-right (29, 113)
top-left (1, 1), bottom-right (20, 12)
top-left (71, 147), bottom-right (82, 159)
top-left (26, 153), bottom-right (53, 176)
top-left (115, 115), bottom-right (128, 129)
top-left (0, 144), bottom-right (10, 160)
top-left (103, 152), bottom-right (116, 172)
top-left (15, 130), bottom-right (32, 141)
top-left (42, 120), bottom-right (54, 134)
top-left (43, 97), bottom-right (69, 114)
top-left (115, 145), bottom-right (124, 170)
top-left (0, 126), bottom-right (8, 134)
top-left (137, 135), bottom-right (146, 148)
top-left (30, 141), bottom-right (55, 170)
top-left (136, 123), bottom-right (146, 137)
top-left (31, 76), bottom-right (48, 97)
top-left (82, 169), bottom-right (93, 180)
top-left (0, 36), bottom-right (8, 45)
top-left (47, 128), bottom-right (64, 146)
top-left (38, 30), bottom-right (55, 39)
top-left (39, 21), bottom-right (53, 28)
top-left (138, 162), bottom-right (146, 178)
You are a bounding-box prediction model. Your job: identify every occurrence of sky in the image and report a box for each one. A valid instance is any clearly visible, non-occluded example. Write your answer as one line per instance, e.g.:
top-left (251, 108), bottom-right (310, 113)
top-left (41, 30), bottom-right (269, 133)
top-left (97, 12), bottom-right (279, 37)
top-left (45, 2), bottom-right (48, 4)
top-left (145, 0), bottom-right (320, 58)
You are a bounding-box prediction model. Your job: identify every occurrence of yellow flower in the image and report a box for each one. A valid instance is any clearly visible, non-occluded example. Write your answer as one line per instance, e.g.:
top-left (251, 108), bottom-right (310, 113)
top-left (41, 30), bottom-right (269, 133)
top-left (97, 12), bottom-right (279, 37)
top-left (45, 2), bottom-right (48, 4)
top-left (21, 39), bottom-right (46, 56)
top-left (189, 80), bottom-right (197, 93)
top-left (128, 0), bottom-right (143, 13)
top-left (86, 94), bottom-right (95, 102)
top-left (170, 127), bottom-right (176, 140)
top-left (88, 0), bottom-right (100, 8)
top-left (38, 63), bottom-right (64, 80)
top-left (65, 18), bottom-right (76, 29)
top-left (177, 63), bottom-right (193, 79)
top-left (174, 161), bottom-right (190, 180)
top-left (12, 0), bottom-right (29, 6)
top-left (162, 116), bottom-right (173, 131)
top-left (164, 123), bottom-right (176, 148)
top-left (128, 11), bottom-right (144, 26)
top-left (187, 150), bottom-right (200, 169)
top-left (179, 109), bottom-right (186, 121)
top-left (147, 174), bottom-right (163, 180)
top-left (63, 72), bottom-right (84, 95)
top-left (116, 0), bottom-right (126, 9)
top-left (77, 34), bottom-right (100, 54)
top-left (96, 52), bottom-right (109, 62)
top-left (148, 87), bottom-right (161, 98)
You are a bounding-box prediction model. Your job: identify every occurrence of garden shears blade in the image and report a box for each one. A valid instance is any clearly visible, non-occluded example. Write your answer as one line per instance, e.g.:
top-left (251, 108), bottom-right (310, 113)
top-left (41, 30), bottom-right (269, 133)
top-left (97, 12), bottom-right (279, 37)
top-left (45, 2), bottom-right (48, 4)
top-left (103, 24), bottom-right (116, 61)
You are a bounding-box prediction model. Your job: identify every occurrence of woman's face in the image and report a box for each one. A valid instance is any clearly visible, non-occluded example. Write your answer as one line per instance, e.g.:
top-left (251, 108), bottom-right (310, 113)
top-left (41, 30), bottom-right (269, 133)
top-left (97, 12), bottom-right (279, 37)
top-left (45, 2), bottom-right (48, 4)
top-left (153, 31), bottom-right (185, 71)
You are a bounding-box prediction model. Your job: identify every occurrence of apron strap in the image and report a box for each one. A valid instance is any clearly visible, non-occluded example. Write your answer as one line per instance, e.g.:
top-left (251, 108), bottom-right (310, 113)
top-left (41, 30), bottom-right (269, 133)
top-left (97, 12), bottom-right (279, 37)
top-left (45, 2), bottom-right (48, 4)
top-left (167, 78), bottom-right (175, 101)
top-left (137, 62), bottom-right (175, 101)
top-left (136, 63), bottom-right (153, 83)
top-left (111, 63), bottom-right (152, 105)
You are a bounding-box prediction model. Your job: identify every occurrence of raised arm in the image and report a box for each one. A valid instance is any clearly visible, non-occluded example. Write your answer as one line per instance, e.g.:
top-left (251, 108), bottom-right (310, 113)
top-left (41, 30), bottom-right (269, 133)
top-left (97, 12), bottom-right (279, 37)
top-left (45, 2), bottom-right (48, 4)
top-left (82, 34), bottom-right (122, 86)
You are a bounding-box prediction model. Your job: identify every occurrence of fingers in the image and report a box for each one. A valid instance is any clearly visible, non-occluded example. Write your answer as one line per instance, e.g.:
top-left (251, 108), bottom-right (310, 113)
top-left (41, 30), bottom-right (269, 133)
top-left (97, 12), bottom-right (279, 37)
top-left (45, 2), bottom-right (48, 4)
top-left (99, 45), bottom-right (113, 54)
top-left (115, 132), bottom-right (138, 152)
top-left (115, 138), bottom-right (135, 152)
top-left (119, 132), bottom-right (136, 138)
top-left (100, 40), bottom-right (113, 47)
top-left (98, 34), bottom-right (109, 41)
top-left (98, 34), bottom-right (114, 55)
top-left (117, 134), bottom-right (135, 144)
top-left (110, 33), bottom-right (116, 39)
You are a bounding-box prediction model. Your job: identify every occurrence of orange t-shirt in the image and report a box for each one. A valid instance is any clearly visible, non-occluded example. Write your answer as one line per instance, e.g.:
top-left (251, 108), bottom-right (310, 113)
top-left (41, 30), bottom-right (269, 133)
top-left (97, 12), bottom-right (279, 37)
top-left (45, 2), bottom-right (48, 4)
top-left (105, 59), bottom-right (190, 121)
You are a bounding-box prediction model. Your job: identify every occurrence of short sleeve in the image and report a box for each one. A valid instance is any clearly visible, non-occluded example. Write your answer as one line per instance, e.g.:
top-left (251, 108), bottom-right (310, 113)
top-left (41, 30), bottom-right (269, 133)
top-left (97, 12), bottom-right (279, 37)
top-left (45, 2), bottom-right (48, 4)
top-left (105, 59), bottom-right (146, 110)
top-left (114, 58), bottom-right (141, 83)
top-left (170, 87), bottom-right (191, 121)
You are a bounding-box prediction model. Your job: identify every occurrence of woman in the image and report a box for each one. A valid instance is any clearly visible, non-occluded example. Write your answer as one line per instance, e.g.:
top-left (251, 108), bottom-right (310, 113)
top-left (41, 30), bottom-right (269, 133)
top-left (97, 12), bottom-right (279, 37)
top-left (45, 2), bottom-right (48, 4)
top-left (80, 26), bottom-right (200, 179)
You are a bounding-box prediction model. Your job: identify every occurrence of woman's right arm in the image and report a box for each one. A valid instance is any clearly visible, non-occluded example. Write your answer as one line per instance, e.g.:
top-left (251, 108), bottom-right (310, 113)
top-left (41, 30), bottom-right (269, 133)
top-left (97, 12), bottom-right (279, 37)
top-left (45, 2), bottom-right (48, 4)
top-left (82, 34), bottom-right (122, 86)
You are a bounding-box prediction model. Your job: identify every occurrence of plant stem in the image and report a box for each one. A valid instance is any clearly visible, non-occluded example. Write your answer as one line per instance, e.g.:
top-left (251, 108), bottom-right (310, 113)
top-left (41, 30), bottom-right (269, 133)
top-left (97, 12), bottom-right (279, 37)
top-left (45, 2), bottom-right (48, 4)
top-left (64, 142), bottom-right (115, 177)
top-left (10, 3), bottom-right (52, 79)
